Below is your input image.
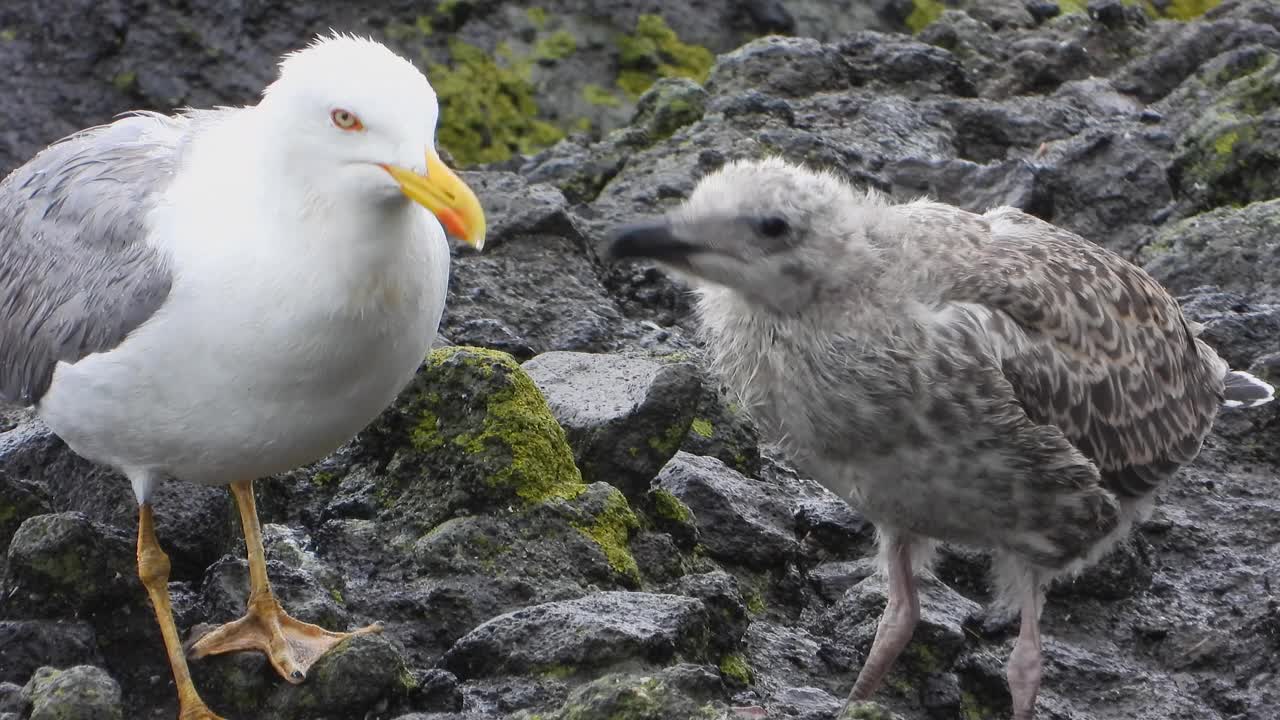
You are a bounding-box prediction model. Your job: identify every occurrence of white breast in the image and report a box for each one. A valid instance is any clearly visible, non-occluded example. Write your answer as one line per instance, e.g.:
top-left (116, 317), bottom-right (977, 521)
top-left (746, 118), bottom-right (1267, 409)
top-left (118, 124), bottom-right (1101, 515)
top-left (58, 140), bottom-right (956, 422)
top-left (37, 126), bottom-right (450, 499)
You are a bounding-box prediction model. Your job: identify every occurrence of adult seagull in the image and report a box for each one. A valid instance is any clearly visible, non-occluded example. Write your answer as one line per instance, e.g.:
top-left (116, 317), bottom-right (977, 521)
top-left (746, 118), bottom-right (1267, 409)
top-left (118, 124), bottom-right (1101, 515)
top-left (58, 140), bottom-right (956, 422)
top-left (0, 34), bottom-right (485, 719)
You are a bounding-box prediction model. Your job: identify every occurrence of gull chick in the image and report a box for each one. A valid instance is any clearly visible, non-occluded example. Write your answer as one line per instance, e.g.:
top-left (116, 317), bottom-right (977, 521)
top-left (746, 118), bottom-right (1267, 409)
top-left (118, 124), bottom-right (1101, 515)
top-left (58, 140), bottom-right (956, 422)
top-left (607, 157), bottom-right (1273, 719)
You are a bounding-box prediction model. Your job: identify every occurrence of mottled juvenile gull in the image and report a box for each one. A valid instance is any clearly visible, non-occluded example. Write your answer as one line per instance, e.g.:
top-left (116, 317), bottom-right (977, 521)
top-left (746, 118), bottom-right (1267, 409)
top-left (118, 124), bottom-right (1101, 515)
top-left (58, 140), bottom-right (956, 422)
top-left (0, 34), bottom-right (485, 719)
top-left (607, 157), bottom-right (1273, 719)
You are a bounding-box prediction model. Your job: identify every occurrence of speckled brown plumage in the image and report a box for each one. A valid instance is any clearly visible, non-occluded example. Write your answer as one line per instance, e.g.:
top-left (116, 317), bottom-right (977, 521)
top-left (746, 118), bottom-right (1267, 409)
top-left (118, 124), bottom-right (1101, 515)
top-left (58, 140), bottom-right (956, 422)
top-left (606, 156), bottom-right (1274, 720)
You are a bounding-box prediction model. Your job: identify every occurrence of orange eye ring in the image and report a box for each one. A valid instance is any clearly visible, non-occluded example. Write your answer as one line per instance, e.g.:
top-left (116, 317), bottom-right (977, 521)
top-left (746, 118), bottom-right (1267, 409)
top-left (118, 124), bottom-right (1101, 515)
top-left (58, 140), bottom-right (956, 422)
top-left (330, 108), bottom-right (364, 131)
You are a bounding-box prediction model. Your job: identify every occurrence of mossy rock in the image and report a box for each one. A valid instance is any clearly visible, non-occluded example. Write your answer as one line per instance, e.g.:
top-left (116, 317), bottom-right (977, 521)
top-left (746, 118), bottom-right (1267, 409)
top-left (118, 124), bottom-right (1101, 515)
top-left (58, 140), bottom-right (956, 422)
top-left (21, 665), bottom-right (122, 720)
top-left (366, 346), bottom-right (585, 532)
top-left (265, 634), bottom-right (413, 717)
top-left (1169, 48), bottom-right (1280, 211)
top-left (542, 671), bottom-right (724, 719)
top-left (4, 513), bottom-right (137, 617)
top-left (631, 77), bottom-right (708, 144)
top-left (0, 473), bottom-right (51, 557)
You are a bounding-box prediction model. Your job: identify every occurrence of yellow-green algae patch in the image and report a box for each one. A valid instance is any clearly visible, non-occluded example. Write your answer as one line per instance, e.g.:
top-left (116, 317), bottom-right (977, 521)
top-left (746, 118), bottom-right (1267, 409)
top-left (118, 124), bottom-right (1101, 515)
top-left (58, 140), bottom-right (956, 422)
top-left (430, 40), bottom-right (564, 165)
top-left (718, 653), bottom-right (753, 685)
top-left (652, 488), bottom-right (693, 524)
top-left (571, 485), bottom-right (641, 584)
top-left (615, 14), bottom-right (714, 98)
top-left (906, 0), bottom-right (945, 33)
top-left (689, 418), bottom-right (714, 438)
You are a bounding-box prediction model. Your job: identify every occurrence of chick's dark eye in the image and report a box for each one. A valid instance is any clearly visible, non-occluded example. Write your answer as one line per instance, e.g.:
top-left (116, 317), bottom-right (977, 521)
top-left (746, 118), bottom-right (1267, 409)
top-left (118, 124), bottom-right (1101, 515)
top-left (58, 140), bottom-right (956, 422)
top-left (759, 216), bottom-right (789, 237)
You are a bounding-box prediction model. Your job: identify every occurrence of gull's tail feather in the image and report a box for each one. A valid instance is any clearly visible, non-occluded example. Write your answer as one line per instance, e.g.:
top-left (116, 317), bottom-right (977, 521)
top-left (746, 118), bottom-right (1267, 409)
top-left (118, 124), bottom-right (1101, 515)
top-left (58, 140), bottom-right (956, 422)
top-left (1222, 370), bottom-right (1275, 409)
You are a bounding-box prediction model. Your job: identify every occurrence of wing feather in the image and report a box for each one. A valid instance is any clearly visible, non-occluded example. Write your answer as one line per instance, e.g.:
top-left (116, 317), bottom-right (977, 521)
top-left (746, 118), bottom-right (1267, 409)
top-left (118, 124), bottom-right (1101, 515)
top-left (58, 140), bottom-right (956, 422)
top-left (0, 113), bottom-right (185, 405)
top-left (938, 206), bottom-right (1224, 499)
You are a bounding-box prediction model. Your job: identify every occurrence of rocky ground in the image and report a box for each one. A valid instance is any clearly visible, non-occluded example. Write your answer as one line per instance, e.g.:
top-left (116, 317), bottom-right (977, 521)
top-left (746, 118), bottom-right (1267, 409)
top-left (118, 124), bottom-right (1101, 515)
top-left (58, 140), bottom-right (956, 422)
top-left (3, 1), bottom-right (1280, 719)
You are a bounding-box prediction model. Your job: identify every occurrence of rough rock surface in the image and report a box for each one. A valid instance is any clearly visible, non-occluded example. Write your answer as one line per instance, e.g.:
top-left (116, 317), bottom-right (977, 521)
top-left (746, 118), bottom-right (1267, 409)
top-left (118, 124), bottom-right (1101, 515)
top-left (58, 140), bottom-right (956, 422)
top-left (2, 2), bottom-right (1280, 720)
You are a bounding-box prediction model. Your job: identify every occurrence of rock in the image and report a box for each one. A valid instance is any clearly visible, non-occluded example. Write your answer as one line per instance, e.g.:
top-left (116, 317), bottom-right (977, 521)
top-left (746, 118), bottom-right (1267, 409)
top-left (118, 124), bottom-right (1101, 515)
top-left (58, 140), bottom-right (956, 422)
top-left (1176, 289), bottom-right (1280, 370)
top-left (194, 555), bottom-right (351, 633)
top-left (441, 592), bottom-right (711, 679)
top-left (663, 571), bottom-right (749, 654)
top-left (541, 668), bottom-right (726, 719)
top-left (0, 422), bottom-right (232, 582)
top-left (0, 469), bottom-right (49, 558)
top-left (794, 492), bottom-right (875, 559)
top-left (460, 171), bottom-right (580, 251)
top-left (767, 685), bottom-right (842, 720)
top-left (808, 560), bottom-right (877, 605)
top-left (21, 665), bottom-right (122, 720)
top-left (0, 621), bottom-right (101, 686)
top-left (836, 32), bottom-right (976, 97)
top-left (630, 529), bottom-right (689, 585)
top-left (358, 346), bottom-right (586, 532)
top-left (265, 634), bottom-right (412, 718)
top-left (1142, 199), bottom-right (1280, 303)
top-left (654, 453), bottom-right (800, 568)
top-left (1165, 47), bottom-right (1280, 213)
top-left (2, 513), bottom-right (137, 618)
top-left (523, 351), bottom-right (701, 501)
top-left (631, 77), bottom-right (709, 142)
top-left (677, 382), bottom-right (763, 478)
top-left (819, 573), bottom-right (982, 683)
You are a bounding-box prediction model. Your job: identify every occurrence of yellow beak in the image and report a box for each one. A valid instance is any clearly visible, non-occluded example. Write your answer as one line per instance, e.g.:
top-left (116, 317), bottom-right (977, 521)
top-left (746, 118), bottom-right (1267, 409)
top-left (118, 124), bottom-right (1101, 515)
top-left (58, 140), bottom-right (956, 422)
top-left (382, 150), bottom-right (487, 250)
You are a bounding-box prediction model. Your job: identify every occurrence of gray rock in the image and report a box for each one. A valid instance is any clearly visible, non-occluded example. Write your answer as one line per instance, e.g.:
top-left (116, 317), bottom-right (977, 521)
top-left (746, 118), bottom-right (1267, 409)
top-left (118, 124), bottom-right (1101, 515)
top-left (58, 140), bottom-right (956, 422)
top-left (631, 77), bottom-right (709, 143)
top-left (265, 634), bottom-right (411, 718)
top-left (1143, 199), bottom-right (1280, 304)
top-left (441, 592), bottom-right (711, 679)
top-left (664, 571), bottom-right (749, 654)
top-left (654, 453), bottom-right (800, 567)
top-left (0, 421), bottom-right (232, 582)
top-left (524, 351), bottom-right (700, 501)
top-left (3, 513), bottom-right (136, 618)
top-left (21, 666), bottom-right (122, 720)
top-left (678, 382), bottom-right (763, 478)
top-left (541, 668), bottom-right (727, 719)
top-left (0, 469), bottom-right (49, 559)
top-left (768, 685), bottom-right (842, 720)
top-left (0, 621), bottom-right (101, 686)
top-left (820, 573), bottom-right (983, 682)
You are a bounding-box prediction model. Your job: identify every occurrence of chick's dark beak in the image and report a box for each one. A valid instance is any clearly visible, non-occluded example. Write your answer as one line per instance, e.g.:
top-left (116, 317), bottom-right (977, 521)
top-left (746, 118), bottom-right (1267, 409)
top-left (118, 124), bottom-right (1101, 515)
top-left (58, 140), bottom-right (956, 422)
top-left (606, 221), bottom-right (701, 262)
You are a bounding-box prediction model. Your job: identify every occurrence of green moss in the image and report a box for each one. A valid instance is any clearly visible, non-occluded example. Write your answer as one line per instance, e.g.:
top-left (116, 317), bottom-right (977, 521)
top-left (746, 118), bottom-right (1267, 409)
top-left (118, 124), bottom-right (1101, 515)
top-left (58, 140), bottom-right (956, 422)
top-left (1138, 0), bottom-right (1222, 20)
top-left (718, 653), bottom-right (753, 685)
top-left (539, 663), bottom-right (576, 680)
top-left (571, 486), bottom-right (641, 584)
top-left (652, 488), bottom-right (693, 524)
top-left (1214, 129), bottom-right (1240, 155)
top-left (329, 587), bottom-right (345, 604)
top-left (745, 590), bottom-right (766, 614)
top-left (689, 418), bottom-right (714, 438)
top-left (614, 14), bottom-right (713, 98)
top-left (385, 16), bottom-right (434, 41)
top-left (421, 347), bottom-right (585, 504)
top-left (906, 643), bottom-right (940, 672)
top-left (582, 83), bottom-right (622, 107)
top-left (1057, 0), bottom-right (1089, 12)
top-left (959, 691), bottom-right (993, 720)
top-left (535, 30), bottom-right (576, 61)
top-left (906, 0), bottom-right (945, 33)
top-left (647, 422), bottom-right (687, 456)
top-left (430, 39), bottom-right (565, 165)
top-left (0, 504), bottom-right (16, 524)
top-left (111, 70), bottom-right (136, 92)
top-left (0, 28), bottom-right (16, 42)
top-left (526, 7), bottom-right (548, 28)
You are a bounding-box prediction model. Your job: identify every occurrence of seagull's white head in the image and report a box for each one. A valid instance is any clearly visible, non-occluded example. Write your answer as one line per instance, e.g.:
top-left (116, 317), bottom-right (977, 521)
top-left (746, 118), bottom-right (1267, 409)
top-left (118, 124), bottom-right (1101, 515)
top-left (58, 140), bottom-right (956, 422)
top-left (259, 33), bottom-right (486, 249)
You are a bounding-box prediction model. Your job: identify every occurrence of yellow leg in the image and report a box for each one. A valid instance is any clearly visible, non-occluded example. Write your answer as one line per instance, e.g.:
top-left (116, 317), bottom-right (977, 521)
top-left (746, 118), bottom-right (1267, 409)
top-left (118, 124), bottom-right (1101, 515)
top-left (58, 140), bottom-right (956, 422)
top-left (188, 479), bottom-right (380, 683)
top-left (137, 504), bottom-right (226, 720)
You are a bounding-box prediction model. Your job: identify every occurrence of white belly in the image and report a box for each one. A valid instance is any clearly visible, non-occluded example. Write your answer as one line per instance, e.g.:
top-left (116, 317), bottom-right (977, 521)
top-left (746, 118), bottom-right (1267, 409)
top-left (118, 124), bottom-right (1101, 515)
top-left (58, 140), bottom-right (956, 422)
top-left (37, 234), bottom-right (447, 498)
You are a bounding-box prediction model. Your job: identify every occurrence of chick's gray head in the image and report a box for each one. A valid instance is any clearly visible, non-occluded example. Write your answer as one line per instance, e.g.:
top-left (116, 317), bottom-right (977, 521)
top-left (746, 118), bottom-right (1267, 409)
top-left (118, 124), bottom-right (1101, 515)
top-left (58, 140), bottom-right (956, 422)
top-left (607, 157), bottom-right (878, 314)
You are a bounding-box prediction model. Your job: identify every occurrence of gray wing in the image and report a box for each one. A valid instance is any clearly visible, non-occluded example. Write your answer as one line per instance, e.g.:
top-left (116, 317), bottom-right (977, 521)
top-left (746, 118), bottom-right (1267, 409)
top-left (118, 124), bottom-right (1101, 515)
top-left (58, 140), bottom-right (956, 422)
top-left (939, 206), bottom-right (1225, 500)
top-left (0, 113), bottom-right (185, 406)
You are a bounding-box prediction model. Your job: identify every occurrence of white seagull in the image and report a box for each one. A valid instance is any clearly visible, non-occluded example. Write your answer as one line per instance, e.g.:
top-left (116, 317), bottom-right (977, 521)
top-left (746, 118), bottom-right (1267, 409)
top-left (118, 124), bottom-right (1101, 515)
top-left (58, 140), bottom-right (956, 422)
top-left (0, 34), bottom-right (486, 719)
